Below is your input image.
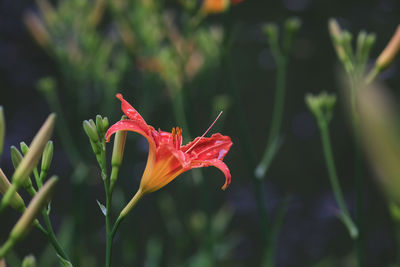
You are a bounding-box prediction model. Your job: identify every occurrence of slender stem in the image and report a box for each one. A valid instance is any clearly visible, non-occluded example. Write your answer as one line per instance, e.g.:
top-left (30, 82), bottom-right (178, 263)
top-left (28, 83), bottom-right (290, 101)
top-left (365, 66), bottom-right (380, 85)
top-left (0, 238), bottom-right (15, 259)
top-left (262, 195), bottom-right (290, 267)
top-left (350, 80), bottom-right (364, 267)
top-left (42, 209), bottom-right (70, 261)
top-left (255, 56), bottom-right (287, 179)
top-left (111, 216), bottom-right (124, 240)
top-left (105, 179), bottom-right (112, 267)
top-left (318, 120), bottom-right (358, 239)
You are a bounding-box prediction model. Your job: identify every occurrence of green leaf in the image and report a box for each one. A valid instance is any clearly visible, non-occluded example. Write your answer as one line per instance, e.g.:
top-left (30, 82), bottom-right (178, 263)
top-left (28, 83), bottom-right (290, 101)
top-left (96, 200), bottom-right (106, 216)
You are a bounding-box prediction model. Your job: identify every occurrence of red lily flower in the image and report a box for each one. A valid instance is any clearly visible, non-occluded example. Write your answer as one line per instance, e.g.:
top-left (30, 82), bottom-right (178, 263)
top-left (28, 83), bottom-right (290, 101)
top-left (105, 94), bottom-right (232, 194)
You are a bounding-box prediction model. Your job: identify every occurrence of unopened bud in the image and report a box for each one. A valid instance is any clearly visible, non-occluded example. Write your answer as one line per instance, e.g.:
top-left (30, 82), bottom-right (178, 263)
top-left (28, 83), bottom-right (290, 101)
top-left (0, 107), bottom-right (4, 159)
top-left (283, 17), bottom-right (302, 54)
top-left (23, 12), bottom-right (51, 48)
top-left (10, 176), bottom-right (58, 241)
top-left (11, 146), bottom-right (34, 193)
top-left (20, 142), bottom-right (29, 156)
top-left (0, 169), bottom-right (25, 212)
top-left (12, 114), bottom-right (55, 186)
top-left (102, 117), bottom-right (109, 130)
top-left (41, 141), bottom-right (53, 174)
top-left (263, 23), bottom-right (279, 46)
top-left (22, 254), bottom-right (36, 267)
top-left (376, 25), bottom-right (400, 70)
top-left (36, 77), bottom-right (56, 95)
top-left (305, 92), bottom-right (337, 123)
top-left (328, 18), bottom-right (342, 39)
top-left (83, 120), bottom-right (99, 143)
top-left (96, 115), bottom-right (104, 137)
top-left (284, 17), bottom-right (301, 35)
top-left (366, 33), bottom-right (376, 48)
top-left (111, 130), bottom-right (127, 168)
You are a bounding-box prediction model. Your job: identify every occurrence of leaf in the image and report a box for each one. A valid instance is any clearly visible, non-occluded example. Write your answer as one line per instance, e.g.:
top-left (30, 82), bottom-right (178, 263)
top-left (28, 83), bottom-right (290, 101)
top-left (96, 200), bottom-right (106, 216)
top-left (56, 254), bottom-right (73, 267)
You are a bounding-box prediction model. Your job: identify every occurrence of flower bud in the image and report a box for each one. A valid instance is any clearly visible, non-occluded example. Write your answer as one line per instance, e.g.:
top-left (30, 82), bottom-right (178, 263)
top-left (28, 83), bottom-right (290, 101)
top-left (23, 12), bottom-right (51, 48)
top-left (284, 17), bottom-right (301, 35)
top-left (1, 114), bottom-right (55, 210)
top-left (0, 169), bottom-right (25, 212)
top-left (83, 120), bottom-right (99, 143)
top-left (20, 142), bottom-right (29, 156)
top-left (11, 146), bottom-right (34, 193)
top-left (305, 92), bottom-right (337, 123)
top-left (12, 114), bottom-right (55, 186)
top-left (263, 23), bottom-right (278, 46)
top-left (41, 141), bottom-right (53, 174)
top-left (96, 115), bottom-right (105, 137)
top-left (22, 254), bottom-right (36, 267)
top-left (0, 106), bottom-right (4, 159)
top-left (102, 117), bottom-right (109, 131)
top-left (111, 130), bottom-right (127, 169)
top-left (376, 25), bottom-right (400, 71)
top-left (10, 176), bottom-right (58, 241)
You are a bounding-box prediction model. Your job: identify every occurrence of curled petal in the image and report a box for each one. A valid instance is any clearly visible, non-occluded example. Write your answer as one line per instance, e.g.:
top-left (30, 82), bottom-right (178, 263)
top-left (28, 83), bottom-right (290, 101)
top-left (116, 93), bottom-right (147, 125)
top-left (191, 159), bottom-right (231, 190)
top-left (183, 133), bottom-right (232, 161)
top-left (106, 119), bottom-right (153, 144)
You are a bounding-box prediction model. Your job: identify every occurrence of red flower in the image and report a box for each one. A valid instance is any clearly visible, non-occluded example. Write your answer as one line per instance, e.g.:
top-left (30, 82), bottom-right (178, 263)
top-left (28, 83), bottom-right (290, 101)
top-left (106, 94), bottom-right (232, 194)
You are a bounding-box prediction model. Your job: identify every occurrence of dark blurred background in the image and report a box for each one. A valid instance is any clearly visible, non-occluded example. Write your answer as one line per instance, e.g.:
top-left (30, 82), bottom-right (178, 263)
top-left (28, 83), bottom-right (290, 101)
top-left (1, 0), bottom-right (400, 266)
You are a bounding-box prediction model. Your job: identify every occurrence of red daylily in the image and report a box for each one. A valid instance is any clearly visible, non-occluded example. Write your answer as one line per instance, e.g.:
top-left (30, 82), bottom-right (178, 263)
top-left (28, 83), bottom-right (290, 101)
top-left (106, 94), bottom-right (232, 194)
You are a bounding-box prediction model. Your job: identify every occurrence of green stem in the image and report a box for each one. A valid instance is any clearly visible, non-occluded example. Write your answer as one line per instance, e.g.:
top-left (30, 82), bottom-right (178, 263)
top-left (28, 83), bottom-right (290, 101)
top-left (348, 75), bottom-right (364, 266)
top-left (105, 179), bottom-right (112, 267)
top-left (255, 56), bottom-right (287, 179)
top-left (365, 65), bottom-right (380, 85)
top-left (0, 238), bottom-right (15, 259)
top-left (42, 209), bottom-right (70, 262)
top-left (318, 120), bottom-right (358, 239)
top-left (262, 196), bottom-right (290, 267)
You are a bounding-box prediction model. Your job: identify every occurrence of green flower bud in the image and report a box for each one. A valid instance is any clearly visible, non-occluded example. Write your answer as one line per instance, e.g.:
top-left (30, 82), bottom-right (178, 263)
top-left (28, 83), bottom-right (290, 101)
top-left (263, 23), bottom-right (279, 48)
top-left (12, 114), bottom-right (55, 186)
top-left (1, 114), bottom-right (55, 210)
top-left (36, 77), bottom-right (56, 95)
top-left (11, 146), bottom-right (34, 194)
top-left (305, 92), bottom-right (337, 123)
top-left (96, 115), bottom-right (104, 137)
top-left (0, 169), bottom-right (25, 212)
top-left (22, 254), bottom-right (36, 267)
top-left (83, 120), bottom-right (99, 143)
top-left (10, 176), bottom-right (58, 241)
top-left (20, 142), bottom-right (29, 156)
top-left (111, 130), bottom-right (127, 169)
top-left (284, 17), bottom-right (301, 35)
top-left (283, 17), bottom-right (302, 54)
top-left (102, 117), bottom-right (109, 131)
top-left (0, 106), bottom-right (4, 159)
top-left (41, 141), bottom-right (53, 174)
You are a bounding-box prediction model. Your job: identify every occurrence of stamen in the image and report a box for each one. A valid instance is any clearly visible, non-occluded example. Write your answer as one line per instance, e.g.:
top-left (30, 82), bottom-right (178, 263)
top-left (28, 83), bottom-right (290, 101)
top-left (186, 111), bottom-right (223, 153)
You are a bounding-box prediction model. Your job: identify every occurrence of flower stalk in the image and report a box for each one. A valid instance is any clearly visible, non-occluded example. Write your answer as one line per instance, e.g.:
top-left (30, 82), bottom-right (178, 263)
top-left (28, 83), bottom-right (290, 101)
top-left (306, 92), bottom-right (358, 239)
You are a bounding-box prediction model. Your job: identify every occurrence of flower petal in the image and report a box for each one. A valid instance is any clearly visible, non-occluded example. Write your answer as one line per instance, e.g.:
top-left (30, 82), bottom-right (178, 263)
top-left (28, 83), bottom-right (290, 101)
top-left (140, 144), bottom-right (186, 193)
top-left (106, 120), bottom-right (153, 144)
top-left (116, 94), bottom-right (147, 125)
top-left (191, 159), bottom-right (231, 190)
top-left (182, 133), bottom-right (232, 161)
